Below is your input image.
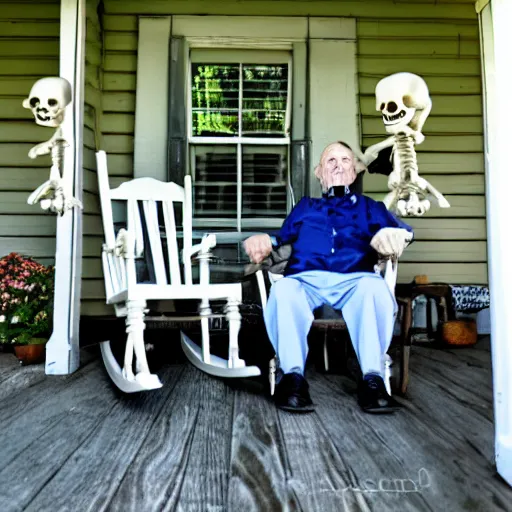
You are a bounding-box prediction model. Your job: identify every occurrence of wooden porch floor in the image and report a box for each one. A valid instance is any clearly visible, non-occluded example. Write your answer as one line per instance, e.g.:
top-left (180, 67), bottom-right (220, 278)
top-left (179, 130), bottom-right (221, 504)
top-left (0, 337), bottom-right (510, 512)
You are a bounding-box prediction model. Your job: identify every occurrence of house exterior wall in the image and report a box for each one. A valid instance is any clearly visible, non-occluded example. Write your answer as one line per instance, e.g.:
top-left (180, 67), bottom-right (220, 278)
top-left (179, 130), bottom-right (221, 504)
top-left (0, 1), bottom-right (61, 266)
top-left (88, 0), bottom-right (485, 313)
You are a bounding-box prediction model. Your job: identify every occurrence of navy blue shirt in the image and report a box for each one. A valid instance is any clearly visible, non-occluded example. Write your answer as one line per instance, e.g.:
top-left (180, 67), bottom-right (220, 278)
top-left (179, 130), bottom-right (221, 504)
top-left (275, 193), bottom-right (413, 276)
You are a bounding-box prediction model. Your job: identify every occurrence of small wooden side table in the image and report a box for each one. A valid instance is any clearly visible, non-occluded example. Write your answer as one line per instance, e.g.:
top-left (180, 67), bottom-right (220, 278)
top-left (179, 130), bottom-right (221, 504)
top-left (394, 283), bottom-right (456, 394)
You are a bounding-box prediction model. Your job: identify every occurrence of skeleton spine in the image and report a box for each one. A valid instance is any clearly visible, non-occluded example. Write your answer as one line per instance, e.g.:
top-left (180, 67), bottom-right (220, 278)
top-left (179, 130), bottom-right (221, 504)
top-left (394, 133), bottom-right (418, 181)
top-left (51, 139), bottom-right (64, 173)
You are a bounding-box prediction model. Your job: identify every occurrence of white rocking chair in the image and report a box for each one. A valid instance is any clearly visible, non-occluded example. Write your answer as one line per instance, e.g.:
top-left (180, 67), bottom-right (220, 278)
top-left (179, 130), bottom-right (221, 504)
top-left (96, 150), bottom-right (261, 393)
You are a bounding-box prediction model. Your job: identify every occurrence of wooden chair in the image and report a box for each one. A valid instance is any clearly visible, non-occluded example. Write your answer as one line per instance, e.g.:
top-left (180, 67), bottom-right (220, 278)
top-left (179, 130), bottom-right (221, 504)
top-left (255, 258), bottom-right (411, 396)
top-left (96, 150), bottom-right (261, 393)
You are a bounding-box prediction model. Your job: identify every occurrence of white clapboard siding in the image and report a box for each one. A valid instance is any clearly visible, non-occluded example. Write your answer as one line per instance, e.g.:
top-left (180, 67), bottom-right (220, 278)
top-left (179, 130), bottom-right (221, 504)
top-left (104, 2), bottom-right (477, 19)
top-left (398, 263), bottom-right (487, 285)
top-left (359, 76), bottom-right (482, 96)
top-left (81, 300), bottom-right (115, 315)
top-left (366, 194), bottom-right (485, 218)
top-left (362, 116), bottom-right (483, 135)
top-left (365, 174), bottom-right (485, 195)
top-left (363, 135), bottom-right (483, 153)
top-left (101, 113), bottom-right (135, 133)
top-left (0, 192), bottom-right (99, 215)
top-left (0, 214), bottom-right (103, 237)
top-left (103, 72), bottom-right (137, 91)
top-left (400, 241), bottom-right (487, 263)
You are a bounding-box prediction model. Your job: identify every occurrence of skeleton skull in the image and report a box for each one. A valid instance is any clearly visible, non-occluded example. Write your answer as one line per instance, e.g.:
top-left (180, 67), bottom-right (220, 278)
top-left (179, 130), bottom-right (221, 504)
top-left (375, 72), bottom-right (432, 136)
top-left (22, 77), bottom-right (72, 128)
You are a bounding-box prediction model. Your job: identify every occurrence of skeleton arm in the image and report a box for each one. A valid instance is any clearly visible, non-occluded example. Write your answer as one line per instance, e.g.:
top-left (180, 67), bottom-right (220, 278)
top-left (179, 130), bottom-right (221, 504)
top-left (360, 136), bottom-right (395, 167)
top-left (27, 128), bottom-right (64, 160)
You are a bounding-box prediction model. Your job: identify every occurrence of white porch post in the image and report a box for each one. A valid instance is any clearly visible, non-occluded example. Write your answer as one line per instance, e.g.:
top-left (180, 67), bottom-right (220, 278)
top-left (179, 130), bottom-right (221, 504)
top-left (45, 0), bottom-right (85, 375)
top-left (478, 0), bottom-right (512, 486)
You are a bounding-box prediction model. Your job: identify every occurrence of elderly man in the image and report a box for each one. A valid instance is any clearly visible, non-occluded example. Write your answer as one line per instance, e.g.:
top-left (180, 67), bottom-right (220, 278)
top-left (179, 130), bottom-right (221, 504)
top-left (244, 141), bottom-right (413, 414)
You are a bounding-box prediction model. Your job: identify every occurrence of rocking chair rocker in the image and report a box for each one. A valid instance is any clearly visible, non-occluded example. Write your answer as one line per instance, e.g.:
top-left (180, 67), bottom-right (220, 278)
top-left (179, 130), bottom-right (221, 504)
top-left (96, 150), bottom-right (261, 393)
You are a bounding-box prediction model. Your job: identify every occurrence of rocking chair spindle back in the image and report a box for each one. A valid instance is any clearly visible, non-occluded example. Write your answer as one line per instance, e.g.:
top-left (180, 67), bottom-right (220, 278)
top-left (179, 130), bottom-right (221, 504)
top-left (96, 150), bottom-right (261, 393)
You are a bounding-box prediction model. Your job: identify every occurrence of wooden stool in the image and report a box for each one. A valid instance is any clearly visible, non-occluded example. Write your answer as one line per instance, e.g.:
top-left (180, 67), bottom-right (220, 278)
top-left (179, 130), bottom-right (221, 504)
top-left (395, 283), bottom-right (456, 393)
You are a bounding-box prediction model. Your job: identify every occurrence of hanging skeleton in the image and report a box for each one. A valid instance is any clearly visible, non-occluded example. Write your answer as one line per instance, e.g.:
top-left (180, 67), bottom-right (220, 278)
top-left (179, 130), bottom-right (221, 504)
top-left (362, 72), bottom-right (450, 217)
top-left (22, 77), bottom-right (82, 216)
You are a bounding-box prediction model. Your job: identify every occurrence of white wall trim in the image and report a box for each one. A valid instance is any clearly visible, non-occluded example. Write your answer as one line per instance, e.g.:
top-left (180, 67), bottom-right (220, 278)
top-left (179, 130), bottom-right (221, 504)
top-left (309, 31), bottom-right (359, 196)
top-left (186, 38), bottom-right (293, 50)
top-left (172, 16), bottom-right (308, 40)
top-left (309, 17), bottom-right (356, 39)
top-left (479, 0), bottom-right (512, 487)
top-left (475, 0), bottom-right (491, 14)
top-left (134, 16), bottom-right (171, 180)
top-left (45, 0), bottom-right (85, 375)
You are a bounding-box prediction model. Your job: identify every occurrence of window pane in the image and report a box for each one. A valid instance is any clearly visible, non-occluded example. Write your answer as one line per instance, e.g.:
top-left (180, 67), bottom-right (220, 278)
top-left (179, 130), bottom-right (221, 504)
top-left (191, 64), bottom-right (239, 137)
top-left (242, 145), bottom-right (288, 220)
top-left (242, 64), bottom-right (288, 137)
top-left (192, 145), bottom-right (237, 222)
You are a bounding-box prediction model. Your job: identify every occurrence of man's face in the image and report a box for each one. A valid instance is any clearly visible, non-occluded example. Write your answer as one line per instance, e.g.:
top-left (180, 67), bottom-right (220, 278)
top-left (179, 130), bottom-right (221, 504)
top-left (315, 143), bottom-right (357, 191)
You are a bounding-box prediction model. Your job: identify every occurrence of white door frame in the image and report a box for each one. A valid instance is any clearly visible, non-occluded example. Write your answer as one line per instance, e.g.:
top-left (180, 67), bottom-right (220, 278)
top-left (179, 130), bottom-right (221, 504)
top-left (478, 0), bottom-right (512, 487)
top-left (45, 0), bottom-right (85, 375)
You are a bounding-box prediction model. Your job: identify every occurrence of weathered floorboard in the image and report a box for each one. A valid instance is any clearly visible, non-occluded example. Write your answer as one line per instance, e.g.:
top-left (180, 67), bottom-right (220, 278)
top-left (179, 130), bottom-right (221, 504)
top-left (309, 373), bottom-right (434, 512)
top-left (278, 402), bottom-right (359, 511)
top-left (170, 370), bottom-right (235, 512)
top-left (22, 365), bottom-right (184, 512)
top-left (0, 348), bottom-right (97, 402)
top-left (308, 339), bottom-right (511, 512)
top-left (0, 360), bottom-right (107, 468)
top-left (0, 362), bottom-right (118, 511)
top-left (107, 366), bottom-right (214, 511)
top-left (227, 379), bottom-right (298, 511)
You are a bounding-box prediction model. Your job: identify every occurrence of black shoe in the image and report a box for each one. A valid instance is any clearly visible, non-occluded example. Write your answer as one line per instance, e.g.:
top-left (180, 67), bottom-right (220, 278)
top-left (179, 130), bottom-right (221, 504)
top-left (358, 374), bottom-right (400, 414)
top-left (274, 372), bottom-right (315, 413)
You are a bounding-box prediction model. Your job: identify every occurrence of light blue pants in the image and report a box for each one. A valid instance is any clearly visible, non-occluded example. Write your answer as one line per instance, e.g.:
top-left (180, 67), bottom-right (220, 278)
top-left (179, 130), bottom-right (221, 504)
top-left (263, 270), bottom-right (397, 377)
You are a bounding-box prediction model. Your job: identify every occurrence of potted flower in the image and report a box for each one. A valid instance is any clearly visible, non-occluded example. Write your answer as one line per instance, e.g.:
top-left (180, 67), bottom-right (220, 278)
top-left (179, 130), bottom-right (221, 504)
top-left (0, 252), bottom-right (54, 364)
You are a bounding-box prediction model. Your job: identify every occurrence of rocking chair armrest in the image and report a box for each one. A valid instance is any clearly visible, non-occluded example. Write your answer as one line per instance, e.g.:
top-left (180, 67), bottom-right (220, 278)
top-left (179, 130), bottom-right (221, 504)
top-left (182, 234), bottom-right (217, 285)
top-left (183, 233), bottom-right (217, 263)
top-left (378, 257), bottom-right (399, 295)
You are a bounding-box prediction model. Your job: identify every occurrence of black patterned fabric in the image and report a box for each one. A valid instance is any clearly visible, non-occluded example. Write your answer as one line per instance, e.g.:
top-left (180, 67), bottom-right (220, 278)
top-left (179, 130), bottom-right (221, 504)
top-left (450, 285), bottom-right (490, 312)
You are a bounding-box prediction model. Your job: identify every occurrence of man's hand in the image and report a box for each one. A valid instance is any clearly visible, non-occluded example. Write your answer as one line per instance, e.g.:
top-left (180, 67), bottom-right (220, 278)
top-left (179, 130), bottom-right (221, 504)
top-left (370, 228), bottom-right (413, 259)
top-left (243, 234), bottom-right (273, 264)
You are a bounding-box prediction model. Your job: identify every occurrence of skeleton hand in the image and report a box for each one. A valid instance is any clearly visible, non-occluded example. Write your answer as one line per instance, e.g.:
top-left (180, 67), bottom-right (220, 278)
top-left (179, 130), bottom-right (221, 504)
top-left (27, 178), bottom-right (82, 216)
top-left (361, 147), bottom-right (380, 167)
top-left (371, 227), bottom-right (413, 258)
top-left (413, 132), bottom-right (425, 145)
top-left (28, 140), bottom-right (53, 159)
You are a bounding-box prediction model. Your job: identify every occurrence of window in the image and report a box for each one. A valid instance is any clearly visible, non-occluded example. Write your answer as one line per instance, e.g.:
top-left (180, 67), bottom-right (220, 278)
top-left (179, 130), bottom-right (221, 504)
top-left (188, 50), bottom-right (292, 231)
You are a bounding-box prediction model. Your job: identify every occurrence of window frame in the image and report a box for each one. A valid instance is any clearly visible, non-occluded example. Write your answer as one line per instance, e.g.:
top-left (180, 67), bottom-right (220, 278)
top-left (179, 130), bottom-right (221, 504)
top-left (187, 51), bottom-right (293, 231)
top-left (133, 15), bottom-right (359, 237)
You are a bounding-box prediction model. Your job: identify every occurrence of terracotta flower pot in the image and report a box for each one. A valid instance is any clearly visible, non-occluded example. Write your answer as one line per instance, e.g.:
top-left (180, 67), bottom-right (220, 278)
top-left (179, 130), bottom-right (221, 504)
top-left (14, 340), bottom-right (46, 365)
